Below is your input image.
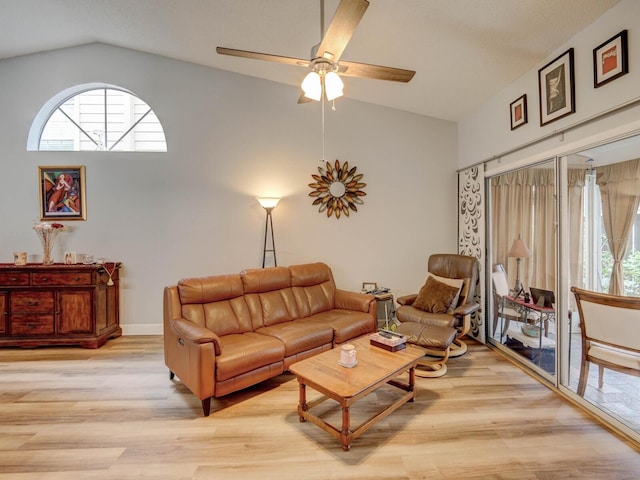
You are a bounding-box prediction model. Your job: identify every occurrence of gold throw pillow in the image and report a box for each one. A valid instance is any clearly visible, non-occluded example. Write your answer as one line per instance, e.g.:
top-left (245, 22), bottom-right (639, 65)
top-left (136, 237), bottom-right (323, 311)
top-left (413, 276), bottom-right (461, 314)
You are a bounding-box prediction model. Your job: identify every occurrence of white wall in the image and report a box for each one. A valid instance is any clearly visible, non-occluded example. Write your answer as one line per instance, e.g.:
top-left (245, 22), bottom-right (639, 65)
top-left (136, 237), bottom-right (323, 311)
top-left (459, 0), bottom-right (640, 169)
top-left (0, 43), bottom-right (458, 334)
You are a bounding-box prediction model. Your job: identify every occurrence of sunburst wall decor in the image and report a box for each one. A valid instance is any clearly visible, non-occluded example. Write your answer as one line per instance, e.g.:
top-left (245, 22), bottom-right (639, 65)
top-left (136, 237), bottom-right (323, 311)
top-left (308, 159), bottom-right (366, 219)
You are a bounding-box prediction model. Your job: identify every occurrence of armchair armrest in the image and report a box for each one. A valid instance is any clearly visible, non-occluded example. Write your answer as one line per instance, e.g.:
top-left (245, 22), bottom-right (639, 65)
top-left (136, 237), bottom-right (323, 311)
top-left (171, 318), bottom-right (222, 355)
top-left (397, 294), bottom-right (417, 306)
top-left (335, 289), bottom-right (375, 313)
top-left (453, 302), bottom-right (480, 317)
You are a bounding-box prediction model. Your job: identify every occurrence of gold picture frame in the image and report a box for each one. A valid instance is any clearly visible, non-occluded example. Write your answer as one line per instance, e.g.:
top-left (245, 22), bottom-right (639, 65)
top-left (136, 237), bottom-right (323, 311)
top-left (38, 165), bottom-right (87, 220)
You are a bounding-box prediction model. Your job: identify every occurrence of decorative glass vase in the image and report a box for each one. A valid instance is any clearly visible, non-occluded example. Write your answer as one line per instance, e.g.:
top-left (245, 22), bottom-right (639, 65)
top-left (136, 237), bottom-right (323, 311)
top-left (41, 238), bottom-right (54, 265)
top-left (33, 222), bottom-right (65, 265)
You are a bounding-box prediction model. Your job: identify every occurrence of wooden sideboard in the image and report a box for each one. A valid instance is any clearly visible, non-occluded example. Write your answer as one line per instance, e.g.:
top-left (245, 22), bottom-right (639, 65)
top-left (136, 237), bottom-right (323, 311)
top-left (0, 263), bottom-right (121, 348)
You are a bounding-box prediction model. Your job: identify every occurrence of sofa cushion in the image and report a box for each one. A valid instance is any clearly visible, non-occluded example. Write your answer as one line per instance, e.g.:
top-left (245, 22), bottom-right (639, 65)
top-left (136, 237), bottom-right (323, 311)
top-left (290, 263), bottom-right (336, 317)
top-left (241, 266), bottom-right (290, 293)
top-left (298, 310), bottom-right (375, 345)
top-left (178, 274), bottom-right (243, 303)
top-left (215, 332), bottom-right (285, 382)
top-left (178, 275), bottom-right (253, 334)
top-left (256, 321), bottom-right (334, 357)
top-left (413, 275), bottom-right (461, 314)
top-left (241, 267), bottom-right (301, 328)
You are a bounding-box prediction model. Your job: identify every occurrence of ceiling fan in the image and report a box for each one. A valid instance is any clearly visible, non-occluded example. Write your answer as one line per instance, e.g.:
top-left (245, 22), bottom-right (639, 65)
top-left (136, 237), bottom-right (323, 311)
top-left (216, 0), bottom-right (415, 103)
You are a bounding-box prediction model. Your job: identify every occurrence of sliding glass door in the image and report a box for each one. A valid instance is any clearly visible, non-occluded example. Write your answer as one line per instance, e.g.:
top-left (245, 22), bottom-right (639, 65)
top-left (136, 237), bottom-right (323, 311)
top-left (487, 159), bottom-right (558, 378)
top-left (485, 134), bottom-right (640, 441)
top-left (564, 136), bottom-right (640, 435)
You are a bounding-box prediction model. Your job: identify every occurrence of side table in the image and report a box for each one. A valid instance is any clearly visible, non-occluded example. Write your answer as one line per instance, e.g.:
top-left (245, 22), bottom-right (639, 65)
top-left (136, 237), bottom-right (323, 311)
top-left (375, 292), bottom-right (396, 330)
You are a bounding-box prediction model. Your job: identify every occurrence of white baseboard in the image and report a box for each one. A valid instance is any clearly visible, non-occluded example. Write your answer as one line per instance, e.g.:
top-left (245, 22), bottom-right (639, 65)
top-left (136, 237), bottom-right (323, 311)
top-left (121, 323), bottom-right (163, 336)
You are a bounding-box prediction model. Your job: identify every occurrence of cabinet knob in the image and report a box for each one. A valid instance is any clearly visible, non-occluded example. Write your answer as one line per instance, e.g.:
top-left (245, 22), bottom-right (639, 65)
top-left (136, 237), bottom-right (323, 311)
top-left (25, 300), bottom-right (40, 306)
top-left (10, 277), bottom-right (18, 282)
top-left (74, 277), bottom-right (80, 281)
top-left (41, 277), bottom-right (48, 282)
top-left (26, 322), bottom-right (39, 329)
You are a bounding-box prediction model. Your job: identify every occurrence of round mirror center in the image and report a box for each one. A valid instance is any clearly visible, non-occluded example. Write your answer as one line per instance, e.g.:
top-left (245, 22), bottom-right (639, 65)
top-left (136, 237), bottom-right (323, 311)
top-left (329, 181), bottom-right (346, 198)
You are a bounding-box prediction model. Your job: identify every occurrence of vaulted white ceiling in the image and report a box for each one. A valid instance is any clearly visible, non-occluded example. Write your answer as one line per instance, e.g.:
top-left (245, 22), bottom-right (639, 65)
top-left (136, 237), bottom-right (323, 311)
top-left (0, 0), bottom-right (619, 121)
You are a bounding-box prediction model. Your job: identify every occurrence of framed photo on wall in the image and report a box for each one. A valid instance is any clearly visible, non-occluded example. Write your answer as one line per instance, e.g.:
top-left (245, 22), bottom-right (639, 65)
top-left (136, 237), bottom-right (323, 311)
top-left (538, 48), bottom-right (575, 126)
top-left (593, 30), bottom-right (628, 88)
top-left (510, 94), bottom-right (527, 130)
top-left (38, 165), bottom-right (87, 220)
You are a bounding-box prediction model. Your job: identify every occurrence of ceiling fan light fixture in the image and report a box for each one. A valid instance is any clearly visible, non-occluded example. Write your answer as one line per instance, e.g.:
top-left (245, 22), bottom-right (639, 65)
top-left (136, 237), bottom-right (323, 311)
top-left (324, 71), bottom-right (344, 101)
top-left (302, 71), bottom-right (322, 101)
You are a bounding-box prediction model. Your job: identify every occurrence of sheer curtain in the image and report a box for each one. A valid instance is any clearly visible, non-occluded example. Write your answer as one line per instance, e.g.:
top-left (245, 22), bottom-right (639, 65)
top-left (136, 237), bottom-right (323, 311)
top-left (530, 169), bottom-right (556, 290)
top-left (568, 168), bottom-right (586, 309)
top-left (491, 165), bottom-right (556, 292)
top-left (491, 170), bottom-right (533, 289)
top-left (597, 158), bottom-right (640, 295)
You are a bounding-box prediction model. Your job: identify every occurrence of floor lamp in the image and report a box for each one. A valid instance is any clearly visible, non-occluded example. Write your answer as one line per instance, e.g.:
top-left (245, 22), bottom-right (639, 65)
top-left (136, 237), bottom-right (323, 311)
top-left (507, 235), bottom-right (531, 297)
top-left (257, 197), bottom-right (280, 268)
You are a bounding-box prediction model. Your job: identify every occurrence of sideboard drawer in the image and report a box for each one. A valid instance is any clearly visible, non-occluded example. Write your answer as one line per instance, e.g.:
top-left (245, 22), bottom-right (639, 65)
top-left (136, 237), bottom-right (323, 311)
top-left (0, 272), bottom-right (29, 286)
top-left (11, 315), bottom-right (55, 335)
top-left (10, 291), bottom-right (55, 312)
top-left (32, 272), bottom-right (92, 286)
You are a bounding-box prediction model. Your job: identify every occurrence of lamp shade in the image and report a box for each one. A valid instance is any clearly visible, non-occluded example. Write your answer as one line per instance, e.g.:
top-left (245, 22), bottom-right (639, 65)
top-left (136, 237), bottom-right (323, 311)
top-left (257, 197), bottom-right (280, 209)
top-left (324, 71), bottom-right (344, 101)
top-left (301, 72), bottom-right (322, 101)
top-left (507, 237), bottom-right (531, 258)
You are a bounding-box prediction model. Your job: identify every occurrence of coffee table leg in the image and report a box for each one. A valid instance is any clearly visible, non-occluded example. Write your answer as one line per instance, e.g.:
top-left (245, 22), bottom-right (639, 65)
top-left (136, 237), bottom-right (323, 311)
top-left (409, 366), bottom-right (416, 402)
top-left (340, 404), bottom-right (352, 451)
top-left (297, 380), bottom-right (307, 422)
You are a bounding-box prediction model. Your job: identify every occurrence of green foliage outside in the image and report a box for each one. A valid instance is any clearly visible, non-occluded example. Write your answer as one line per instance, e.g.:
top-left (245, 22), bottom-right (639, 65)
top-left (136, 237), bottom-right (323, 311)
top-left (600, 247), bottom-right (640, 296)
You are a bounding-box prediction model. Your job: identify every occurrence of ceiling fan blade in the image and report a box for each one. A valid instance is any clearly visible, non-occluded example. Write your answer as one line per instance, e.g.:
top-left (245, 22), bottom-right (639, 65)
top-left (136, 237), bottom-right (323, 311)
top-left (316, 0), bottom-right (369, 63)
top-left (216, 47), bottom-right (310, 68)
top-left (338, 60), bottom-right (415, 82)
top-left (297, 91), bottom-right (313, 104)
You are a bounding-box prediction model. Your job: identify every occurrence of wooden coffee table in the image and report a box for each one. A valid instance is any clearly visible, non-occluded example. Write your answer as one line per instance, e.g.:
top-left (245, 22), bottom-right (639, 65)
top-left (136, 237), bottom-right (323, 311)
top-left (289, 336), bottom-right (425, 451)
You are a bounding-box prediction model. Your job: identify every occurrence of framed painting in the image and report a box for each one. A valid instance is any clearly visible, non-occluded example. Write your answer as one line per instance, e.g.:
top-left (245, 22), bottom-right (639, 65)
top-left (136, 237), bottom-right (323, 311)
top-left (593, 30), bottom-right (628, 88)
top-left (362, 282), bottom-right (377, 293)
top-left (38, 165), bottom-right (87, 220)
top-left (510, 94), bottom-right (527, 130)
top-left (538, 48), bottom-right (575, 126)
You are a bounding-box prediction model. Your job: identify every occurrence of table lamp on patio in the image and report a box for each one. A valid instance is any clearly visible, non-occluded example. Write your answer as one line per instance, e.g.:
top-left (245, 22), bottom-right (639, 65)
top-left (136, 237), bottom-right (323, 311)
top-left (508, 235), bottom-right (530, 297)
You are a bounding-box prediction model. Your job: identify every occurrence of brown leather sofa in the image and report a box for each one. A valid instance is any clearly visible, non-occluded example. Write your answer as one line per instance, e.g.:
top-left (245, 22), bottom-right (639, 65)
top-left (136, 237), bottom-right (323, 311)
top-left (164, 262), bottom-right (376, 416)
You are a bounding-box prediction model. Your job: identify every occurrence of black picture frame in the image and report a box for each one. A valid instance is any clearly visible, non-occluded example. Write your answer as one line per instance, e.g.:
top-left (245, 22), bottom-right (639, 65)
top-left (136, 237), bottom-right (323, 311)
top-left (510, 94), bottom-right (528, 130)
top-left (593, 30), bottom-right (628, 88)
top-left (538, 48), bottom-right (575, 126)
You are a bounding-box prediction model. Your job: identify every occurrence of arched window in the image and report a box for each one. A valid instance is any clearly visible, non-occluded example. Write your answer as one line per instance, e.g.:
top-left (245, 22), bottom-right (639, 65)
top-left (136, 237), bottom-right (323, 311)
top-left (28, 83), bottom-right (167, 152)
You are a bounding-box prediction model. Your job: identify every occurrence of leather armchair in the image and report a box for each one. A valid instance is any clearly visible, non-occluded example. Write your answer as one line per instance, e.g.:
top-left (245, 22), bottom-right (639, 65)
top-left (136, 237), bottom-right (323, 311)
top-left (396, 253), bottom-right (480, 357)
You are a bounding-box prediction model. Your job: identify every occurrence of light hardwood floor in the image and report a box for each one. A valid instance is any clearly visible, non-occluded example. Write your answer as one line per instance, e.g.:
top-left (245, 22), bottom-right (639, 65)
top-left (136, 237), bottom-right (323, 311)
top-left (1, 336), bottom-right (639, 479)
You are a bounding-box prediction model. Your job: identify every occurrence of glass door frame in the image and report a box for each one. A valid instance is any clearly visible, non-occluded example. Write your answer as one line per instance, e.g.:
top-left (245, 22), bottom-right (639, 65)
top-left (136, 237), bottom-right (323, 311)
top-left (481, 124), bottom-right (640, 445)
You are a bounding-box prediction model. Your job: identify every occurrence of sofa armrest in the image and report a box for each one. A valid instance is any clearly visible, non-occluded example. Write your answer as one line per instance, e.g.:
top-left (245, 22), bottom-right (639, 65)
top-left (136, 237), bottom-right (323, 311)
top-left (171, 318), bottom-right (222, 356)
top-left (453, 301), bottom-right (480, 317)
top-left (335, 289), bottom-right (375, 313)
top-left (397, 294), bottom-right (417, 306)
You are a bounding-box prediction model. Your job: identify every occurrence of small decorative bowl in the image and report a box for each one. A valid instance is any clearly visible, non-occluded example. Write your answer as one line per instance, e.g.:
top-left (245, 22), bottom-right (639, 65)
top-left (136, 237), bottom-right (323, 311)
top-left (521, 324), bottom-right (541, 338)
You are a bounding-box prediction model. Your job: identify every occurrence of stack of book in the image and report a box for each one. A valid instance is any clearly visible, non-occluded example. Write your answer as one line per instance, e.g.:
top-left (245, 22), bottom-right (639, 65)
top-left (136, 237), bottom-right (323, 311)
top-left (369, 330), bottom-right (407, 352)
